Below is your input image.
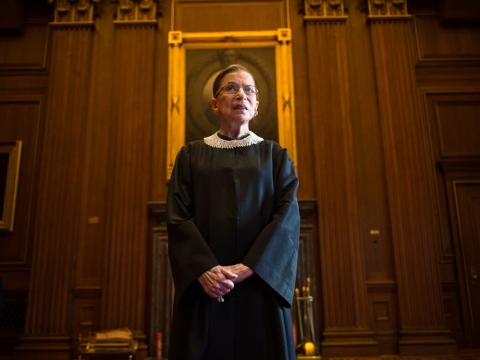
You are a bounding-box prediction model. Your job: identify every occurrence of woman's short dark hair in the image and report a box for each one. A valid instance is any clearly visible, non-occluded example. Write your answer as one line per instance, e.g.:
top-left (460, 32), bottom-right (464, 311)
top-left (212, 64), bottom-right (256, 98)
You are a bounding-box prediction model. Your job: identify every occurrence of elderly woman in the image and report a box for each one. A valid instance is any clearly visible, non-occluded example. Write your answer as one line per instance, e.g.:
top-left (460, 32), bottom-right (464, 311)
top-left (167, 64), bottom-right (300, 360)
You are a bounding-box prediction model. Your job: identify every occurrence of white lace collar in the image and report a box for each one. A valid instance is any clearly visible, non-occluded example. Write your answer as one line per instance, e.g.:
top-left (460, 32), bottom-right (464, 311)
top-left (204, 132), bottom-right (264, 149)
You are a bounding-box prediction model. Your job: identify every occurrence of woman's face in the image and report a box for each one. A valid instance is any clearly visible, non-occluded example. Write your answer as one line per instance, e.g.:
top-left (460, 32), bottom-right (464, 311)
top-left (210, 71), bottom-right (259, 126)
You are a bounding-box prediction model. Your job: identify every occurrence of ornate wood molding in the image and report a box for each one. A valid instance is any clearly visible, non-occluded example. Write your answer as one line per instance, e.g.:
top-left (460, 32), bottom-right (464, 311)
top-left (367, 0), bottom-right (411, 20)
top-left (48, 0), bottom-right (98, 25)
top-left (304, 0), bottom-right (347, 21)
top-left (113, 0), bottom-right (158, 23)
top-left (438, 160), bottom-right (480, 172)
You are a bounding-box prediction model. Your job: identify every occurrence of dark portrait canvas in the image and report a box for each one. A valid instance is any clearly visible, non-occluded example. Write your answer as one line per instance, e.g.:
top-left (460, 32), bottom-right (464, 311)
top-left (185, 47), bottom-right (278, 144)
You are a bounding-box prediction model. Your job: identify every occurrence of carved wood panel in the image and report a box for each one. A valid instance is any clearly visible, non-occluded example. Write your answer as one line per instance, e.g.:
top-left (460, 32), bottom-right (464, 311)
top-left (425, 90), bottom-right (480, 347)
top-left (425, 91), bottom-right (480, 159)
top-left (367, 281), bottom-right (398, 354)
top-left (439, 162), bottom-right (480, 348)
top-left (0, 97), bottom-right (43, 267)
top-left (176, 2), bottom-right (285, 32)
top-left (0, 22), bottom-right (49, 74)
top-left (413, 14), bottom-right (480, 63)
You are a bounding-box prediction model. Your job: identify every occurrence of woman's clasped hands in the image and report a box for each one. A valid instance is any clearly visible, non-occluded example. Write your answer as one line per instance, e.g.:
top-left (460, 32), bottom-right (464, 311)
top-left (197, 264), bottom-right (254, 300)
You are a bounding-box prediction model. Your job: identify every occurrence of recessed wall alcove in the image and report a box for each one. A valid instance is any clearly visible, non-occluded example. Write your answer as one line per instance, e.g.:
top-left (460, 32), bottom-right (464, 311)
top-left (147, 199), bottom-right (319, 357)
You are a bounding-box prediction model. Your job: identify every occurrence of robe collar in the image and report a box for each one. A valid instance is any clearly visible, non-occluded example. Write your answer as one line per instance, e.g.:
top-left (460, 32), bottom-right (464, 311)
top-left (204, 132), bottom-right (264, 149)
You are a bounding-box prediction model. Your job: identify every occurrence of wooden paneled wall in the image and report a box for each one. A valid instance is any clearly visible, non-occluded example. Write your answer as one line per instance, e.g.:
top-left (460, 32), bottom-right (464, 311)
top-left (0, 0), bottom-right (479, 358)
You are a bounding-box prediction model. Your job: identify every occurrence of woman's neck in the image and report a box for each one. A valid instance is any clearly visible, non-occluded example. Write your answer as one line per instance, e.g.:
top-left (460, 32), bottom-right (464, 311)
top-left (218, 124), bottom-right (250, 139)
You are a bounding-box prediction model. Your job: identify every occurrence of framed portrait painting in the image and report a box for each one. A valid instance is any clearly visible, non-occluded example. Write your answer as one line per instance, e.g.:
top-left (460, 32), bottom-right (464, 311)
top-left (166, 29), bottom-right (297, 180)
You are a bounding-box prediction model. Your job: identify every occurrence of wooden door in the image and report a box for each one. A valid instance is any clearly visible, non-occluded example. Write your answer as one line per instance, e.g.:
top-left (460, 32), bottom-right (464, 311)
top-left (456, 181), bottom-right (480, 348)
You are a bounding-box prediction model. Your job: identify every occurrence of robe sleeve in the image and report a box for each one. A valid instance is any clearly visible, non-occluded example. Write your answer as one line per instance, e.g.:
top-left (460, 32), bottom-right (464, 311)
top-left (166, 146), bottom-right (219, 306)
top-left (242, 148), bottom-right (300, 307)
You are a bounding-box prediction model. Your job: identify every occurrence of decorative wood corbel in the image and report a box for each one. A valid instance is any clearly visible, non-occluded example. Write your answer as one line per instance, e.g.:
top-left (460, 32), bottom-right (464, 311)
top-left (367, 0), bottom-right (411, 19)
top-left (113, 0), bottom-right (159, 23)
top-left (304, 0), bottom-right (347, 21)
top-left (48, 0), bottom-right (98, 25)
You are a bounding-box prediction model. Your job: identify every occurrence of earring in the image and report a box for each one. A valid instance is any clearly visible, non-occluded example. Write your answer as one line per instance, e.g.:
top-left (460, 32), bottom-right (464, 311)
top-left (255, 110), bottom-right (259, 116)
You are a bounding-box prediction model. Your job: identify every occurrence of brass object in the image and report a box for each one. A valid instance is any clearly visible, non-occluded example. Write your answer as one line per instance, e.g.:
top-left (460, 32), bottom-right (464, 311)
top-left (295, 277), bottom-right (320, 359)
top-left (78, 329), bottom-right (138, 359)
top-left (471, 266), bottom-right (478, 281)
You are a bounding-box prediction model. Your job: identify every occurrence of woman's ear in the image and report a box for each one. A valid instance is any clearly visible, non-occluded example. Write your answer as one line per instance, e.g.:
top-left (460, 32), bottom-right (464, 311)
top-left (210, 98), bottom-right (218, 113)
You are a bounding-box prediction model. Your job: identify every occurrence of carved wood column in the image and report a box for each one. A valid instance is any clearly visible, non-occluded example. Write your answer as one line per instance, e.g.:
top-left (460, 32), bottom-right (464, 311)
top-left (304, 0), bottom-right (378, 356)
top-left (15, 1), bottom-right (96, 359)
top-left (367, 0), bottom-right (457, 355)
top-left (100, 2), bottom-right (157, 358)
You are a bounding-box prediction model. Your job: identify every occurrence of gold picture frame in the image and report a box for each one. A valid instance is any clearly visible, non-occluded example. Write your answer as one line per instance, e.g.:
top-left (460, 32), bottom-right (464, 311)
top-left (166, 29), bottom-right (297, 180)
top-left (0, 141), bottom-right (22, 232)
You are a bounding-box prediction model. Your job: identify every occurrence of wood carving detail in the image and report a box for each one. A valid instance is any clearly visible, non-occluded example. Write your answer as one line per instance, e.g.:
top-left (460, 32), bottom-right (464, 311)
top-left (304, 0), bottom-right (346, 18)
top-left (48, 0), bottom-right (98, 24)
top-left (367, 0), bottom-right (409, 18)
top-left (113, 0), bottom-right (158, 22)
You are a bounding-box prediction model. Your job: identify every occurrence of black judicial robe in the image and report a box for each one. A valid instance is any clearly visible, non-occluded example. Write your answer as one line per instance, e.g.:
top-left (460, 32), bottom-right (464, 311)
top-left (166, 134), bottom-right (300, 360)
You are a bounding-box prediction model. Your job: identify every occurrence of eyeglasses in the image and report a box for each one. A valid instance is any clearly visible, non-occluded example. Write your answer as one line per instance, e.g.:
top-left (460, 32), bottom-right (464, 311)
top-left (215, 83), bottom-right (258, 97)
